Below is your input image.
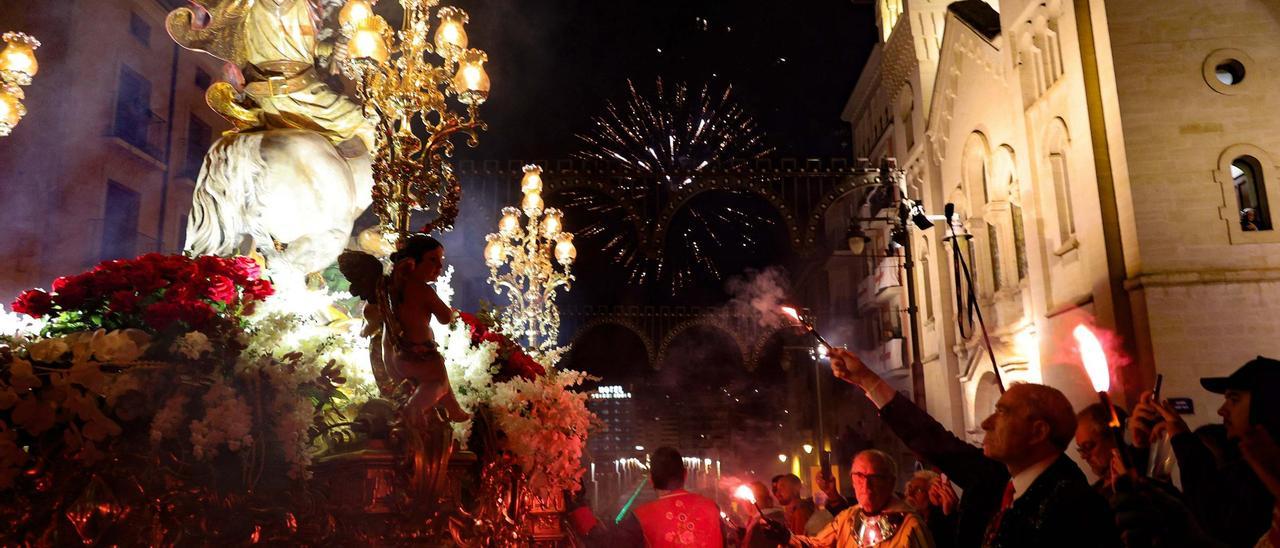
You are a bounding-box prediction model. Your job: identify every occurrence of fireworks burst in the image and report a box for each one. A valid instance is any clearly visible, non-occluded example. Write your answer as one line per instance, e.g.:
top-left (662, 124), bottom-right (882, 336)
top-left (566, 78), bottom-right (777, 293)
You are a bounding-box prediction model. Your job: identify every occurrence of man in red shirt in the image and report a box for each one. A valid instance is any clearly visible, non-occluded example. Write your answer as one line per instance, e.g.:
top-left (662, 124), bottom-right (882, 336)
top-left (571, 446), bottom-right (727, 547)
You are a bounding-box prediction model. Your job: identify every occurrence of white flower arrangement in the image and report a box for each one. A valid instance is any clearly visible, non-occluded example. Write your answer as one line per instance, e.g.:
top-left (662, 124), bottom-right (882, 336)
top-left (489, 368), bottom-right (596, 498)
top-left (187, 380), bottom-right (254, 460)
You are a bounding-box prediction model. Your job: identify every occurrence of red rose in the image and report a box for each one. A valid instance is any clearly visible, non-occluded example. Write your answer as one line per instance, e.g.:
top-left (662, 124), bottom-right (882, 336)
top-left (51, 275), bottom-right (90, 309)
top-left (131, 270), bottom-right (167, 294)
top-left (179, 301), bottom-right (216, 329)
top-left (458, 312), bottom-right (480, 326)
top-left (93, 259), bottom-right (129, 275)
top-left (108, 290), bottom-right (140, 314)
top-left (229, 256), bottom-right (262, 283)
top-left (195, 255), bottom-right (231, 278)
top-left (204, 275), bottom-right (237, 304)
top-left (143, 302), bottom-right (183, 330)
top-left (506, 351), bottom-right (546, 380)
top-left (243, 279), bottom-right (274, 301)
top-left (156, 255), bottom-right (193, 277)
top-left (11, 289), bottom-right (53, 317)
top-left (89, 270), bottom-right (130, 294)
top-left (164, 283), bottom-right (196, 304)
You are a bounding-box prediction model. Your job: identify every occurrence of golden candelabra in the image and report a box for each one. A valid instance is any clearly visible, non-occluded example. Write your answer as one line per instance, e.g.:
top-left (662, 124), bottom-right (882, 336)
top-left (338, 0), bottom-right (490, 241)
top-left (0, 32), bottom-right (39, 137)
top-left (484, 166), bottom-right (578, 353)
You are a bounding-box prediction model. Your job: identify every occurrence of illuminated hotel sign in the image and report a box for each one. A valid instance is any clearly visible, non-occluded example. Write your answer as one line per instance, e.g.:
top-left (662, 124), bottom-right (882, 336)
top-left (591, 385), bottom-right (632, 399)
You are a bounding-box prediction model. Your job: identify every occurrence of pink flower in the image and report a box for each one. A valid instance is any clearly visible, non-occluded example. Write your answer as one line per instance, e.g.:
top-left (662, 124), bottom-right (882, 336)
top-left (205, 275), bottom-right (237, 304)
top-left (228, 256), bottom-right (262, 283)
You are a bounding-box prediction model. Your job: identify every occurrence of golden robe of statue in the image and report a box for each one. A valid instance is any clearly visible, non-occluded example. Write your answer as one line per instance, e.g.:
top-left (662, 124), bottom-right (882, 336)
top-left (166, 0), bottom-right (375, 151)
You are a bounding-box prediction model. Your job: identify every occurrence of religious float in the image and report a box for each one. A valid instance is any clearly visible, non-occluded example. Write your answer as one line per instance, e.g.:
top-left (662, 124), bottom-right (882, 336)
top-left (0, 0), bottom-right (595, 544)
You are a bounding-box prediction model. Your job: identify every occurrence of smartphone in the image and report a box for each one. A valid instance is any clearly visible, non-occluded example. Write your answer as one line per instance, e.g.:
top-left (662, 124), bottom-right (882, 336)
top-left (1152, 374), bottom-right (1164, 402)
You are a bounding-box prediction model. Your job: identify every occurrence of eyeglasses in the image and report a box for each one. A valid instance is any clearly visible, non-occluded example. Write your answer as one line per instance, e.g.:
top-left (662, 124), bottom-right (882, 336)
top-left (851, 472), bottom-right (893, 483)
top-left (1075, 441), bottom-right (1098, 456)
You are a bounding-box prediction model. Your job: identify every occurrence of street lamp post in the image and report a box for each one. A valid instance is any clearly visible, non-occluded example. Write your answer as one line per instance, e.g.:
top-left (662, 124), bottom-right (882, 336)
top-left (844, 159), bottom-right (928, 410)
top-left (813, 344), bottom-right (827, 470)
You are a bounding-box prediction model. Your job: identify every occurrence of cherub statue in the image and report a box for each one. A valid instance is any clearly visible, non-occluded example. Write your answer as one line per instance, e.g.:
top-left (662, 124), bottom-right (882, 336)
top-left (339, 235), bottom-right (470, 423)
top-left (167, 0), bottom-right (378, 281)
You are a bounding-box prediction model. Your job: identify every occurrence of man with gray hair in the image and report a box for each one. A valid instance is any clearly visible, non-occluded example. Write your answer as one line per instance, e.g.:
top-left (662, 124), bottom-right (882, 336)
top-left (755, 449), bottom-right (933, 547)
top-left (824, 348), bottom-right (1118, 548)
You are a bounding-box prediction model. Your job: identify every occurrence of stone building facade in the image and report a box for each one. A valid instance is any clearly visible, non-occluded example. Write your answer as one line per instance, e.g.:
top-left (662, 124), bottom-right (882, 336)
top-left (0, 0), bottom-right (229, 299)
top-left (832, 0), bottom-right (1280, 442)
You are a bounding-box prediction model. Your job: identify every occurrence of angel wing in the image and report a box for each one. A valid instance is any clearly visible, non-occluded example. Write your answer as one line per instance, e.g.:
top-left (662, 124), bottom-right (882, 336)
top-left (338, 250), bottom-right (385, 302)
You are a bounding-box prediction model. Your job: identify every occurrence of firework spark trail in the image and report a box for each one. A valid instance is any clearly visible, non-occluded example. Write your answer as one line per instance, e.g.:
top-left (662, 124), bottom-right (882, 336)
top-left (572, 78), bottom-right (775, 292)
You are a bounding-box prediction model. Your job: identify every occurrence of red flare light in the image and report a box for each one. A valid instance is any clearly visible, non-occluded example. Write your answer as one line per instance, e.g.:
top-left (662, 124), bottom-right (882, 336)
top-left (1073, 324), bottom-right (1110, 393)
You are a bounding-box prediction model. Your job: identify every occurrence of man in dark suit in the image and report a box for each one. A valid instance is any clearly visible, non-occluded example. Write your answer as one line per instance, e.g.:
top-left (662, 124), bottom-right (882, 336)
top-left (827, 348), bottom-right (1120, 548)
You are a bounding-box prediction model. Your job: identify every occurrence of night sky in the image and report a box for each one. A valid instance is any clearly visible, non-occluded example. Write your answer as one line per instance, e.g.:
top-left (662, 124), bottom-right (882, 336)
top-left (412, 0), bottom-right (878, 438)
top-left (447, 0), bottom-right (877, 160)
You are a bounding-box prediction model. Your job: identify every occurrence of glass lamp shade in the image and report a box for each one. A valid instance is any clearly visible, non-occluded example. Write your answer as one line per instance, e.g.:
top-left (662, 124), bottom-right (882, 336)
top-left (338, 0), bottom-right (374, 29)
top-left (521, 191), bottom-right (544, 216)
top-left (453, 50), bottom-right (490, 105)
top-left (484, 234), bottom-right (506, 267)
top-left (348, 25), bottom-right (389, 64)
top-left (0, 88), bottom-right (23, 135)
top-left (434, 7), bottom-right (469, 55)
top-left (499, 206), bottom-right (521, 236)
top-left (554, 233), bottom-right (577, 265)
top-left (0, 33), bottom-right (39, 85)
top-left (521, 165), bottom-right (544, 194)
top-left (540, 208), bottom-right (563, 238)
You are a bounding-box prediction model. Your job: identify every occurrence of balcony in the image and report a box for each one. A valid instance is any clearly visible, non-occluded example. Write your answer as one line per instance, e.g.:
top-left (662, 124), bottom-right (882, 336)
top-left (86, 219), bottom-right (159, 267)
top-left (111, 107), bottom-right (168, 167)
top-left (865, 337), bottom-right (905, 375)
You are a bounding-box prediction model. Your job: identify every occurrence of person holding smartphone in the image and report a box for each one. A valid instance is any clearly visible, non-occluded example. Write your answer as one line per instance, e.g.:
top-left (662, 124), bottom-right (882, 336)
top-left (1128, 356), bottom-right (1280, 546)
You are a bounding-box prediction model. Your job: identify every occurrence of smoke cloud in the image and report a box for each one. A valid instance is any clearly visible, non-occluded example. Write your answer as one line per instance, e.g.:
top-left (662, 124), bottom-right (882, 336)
top-left (722, 266), bottom-right (792, 330)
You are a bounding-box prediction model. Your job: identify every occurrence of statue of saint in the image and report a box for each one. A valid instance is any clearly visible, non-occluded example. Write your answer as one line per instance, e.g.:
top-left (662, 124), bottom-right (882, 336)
top-left (167, 0), bottom-right (375, 152)
top-left (166, 0), bottom-right (379, 280)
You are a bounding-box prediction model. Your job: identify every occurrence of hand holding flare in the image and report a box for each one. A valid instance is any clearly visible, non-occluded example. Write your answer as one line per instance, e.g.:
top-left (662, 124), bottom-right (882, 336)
top-left (781, 306), bottom-right (833, 350)
top-left (1074, 324), bottom-right (1134, 473)
top-left (734, 484), bottom-right (766, 517)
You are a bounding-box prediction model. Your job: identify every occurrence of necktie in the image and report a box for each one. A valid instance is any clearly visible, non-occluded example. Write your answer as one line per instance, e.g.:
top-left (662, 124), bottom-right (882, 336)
top-left (982, 482), bottom-right (1016, 546)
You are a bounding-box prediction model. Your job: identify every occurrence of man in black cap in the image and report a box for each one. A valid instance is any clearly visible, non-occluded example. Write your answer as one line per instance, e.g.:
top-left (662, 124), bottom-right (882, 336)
top-left (1129, 356), bottom-right (1280, 546)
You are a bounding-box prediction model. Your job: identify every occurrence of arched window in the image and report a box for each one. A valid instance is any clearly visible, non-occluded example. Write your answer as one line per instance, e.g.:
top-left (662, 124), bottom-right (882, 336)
top-left (963, 134), bottom-right (991, 205)
top-left (1045, 119), bottom-right (1076, 248)
top-left (963, 133), bottom-right (1000, 294)
top-left (1232, 156), bottom-right (1272, 231)
top-left (997, 145), bottom-right (1029, 281)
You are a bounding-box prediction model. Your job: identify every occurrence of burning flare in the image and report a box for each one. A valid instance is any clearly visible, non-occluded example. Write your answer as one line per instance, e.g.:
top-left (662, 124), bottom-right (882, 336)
top-left (1073, 324), bottom-right (1110, 393)
top-left (780, 305), bottom-right (833, 350)
top-left (733, 484), bottom-right (756, 504)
